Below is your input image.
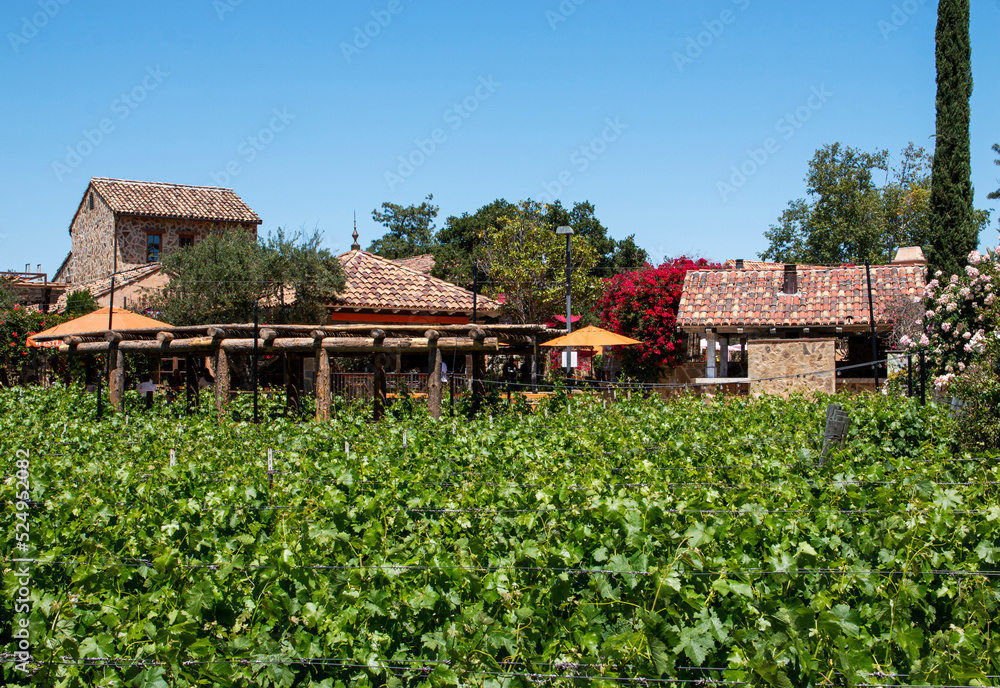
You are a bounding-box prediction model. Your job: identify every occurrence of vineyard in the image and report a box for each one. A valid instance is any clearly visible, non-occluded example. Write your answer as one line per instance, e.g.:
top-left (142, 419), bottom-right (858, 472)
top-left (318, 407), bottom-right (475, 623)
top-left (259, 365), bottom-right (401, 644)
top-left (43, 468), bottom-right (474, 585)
top-left (2, 387), bottom-right (1000, 687)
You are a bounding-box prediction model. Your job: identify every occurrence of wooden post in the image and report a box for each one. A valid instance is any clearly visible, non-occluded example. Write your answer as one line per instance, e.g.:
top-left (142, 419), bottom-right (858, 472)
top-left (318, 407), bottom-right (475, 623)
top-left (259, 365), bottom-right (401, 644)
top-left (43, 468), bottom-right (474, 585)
top-left (531, 336), bottom-right (539, 392)
top-left (465, 354), bottom-right (474, 391)
top-left (471, 352), bottom-right (487, 414)
top-left (286, 353), bottom-right (301, 416)
top-left (185, 354), bottom-right (198, 415)
top-left (426, 330), bottom-right (442, 419)
top-left (719, 335), bottom-right (729, 378)
top-left (705, 332), bottom-right (717, 379)
top-left (373, 353), bottom-right (387, 422)
top-left (214, 347), bottom-right (230, 421)
top-left (108, 342), bottom-right (125, 413)
top-left (395, 351), bottom-right (402, 374)
top-left (315, 347), bottom-right (331, 422)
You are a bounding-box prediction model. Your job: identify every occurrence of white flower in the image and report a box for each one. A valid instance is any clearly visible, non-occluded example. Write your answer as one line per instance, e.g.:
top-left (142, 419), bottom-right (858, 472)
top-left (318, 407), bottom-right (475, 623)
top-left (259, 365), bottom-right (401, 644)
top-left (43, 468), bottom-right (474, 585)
top-left (919, 334), bottom-right (930, 347)
top-left (968, 250), bottom-right (982, 265)
top-left (950, 274), bottom-right (960, 284)
top-left (942, 322), bottom-right (952, 332)
top-left (958, 362), bottom-right (966, 371)
top-left (935, 270), bottom-right (943, 277)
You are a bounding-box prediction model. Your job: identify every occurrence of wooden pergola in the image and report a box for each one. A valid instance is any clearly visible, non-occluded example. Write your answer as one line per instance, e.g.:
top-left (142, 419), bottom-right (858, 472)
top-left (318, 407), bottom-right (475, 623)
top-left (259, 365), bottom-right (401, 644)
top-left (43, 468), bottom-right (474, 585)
top-left (33, 323), bottom-right (562, 421)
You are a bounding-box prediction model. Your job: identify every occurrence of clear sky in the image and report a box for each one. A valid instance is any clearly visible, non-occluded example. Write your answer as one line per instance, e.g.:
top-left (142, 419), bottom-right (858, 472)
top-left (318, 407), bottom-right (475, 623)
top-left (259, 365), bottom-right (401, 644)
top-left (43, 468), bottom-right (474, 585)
top-left (1, 0), bottom-right (998, 276)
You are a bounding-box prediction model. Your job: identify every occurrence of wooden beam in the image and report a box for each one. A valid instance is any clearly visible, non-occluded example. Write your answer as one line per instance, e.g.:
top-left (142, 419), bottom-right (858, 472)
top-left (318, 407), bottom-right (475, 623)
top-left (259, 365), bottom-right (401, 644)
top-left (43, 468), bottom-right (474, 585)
top-left (156, 331), bottom-right (175, 344)
top-left (104, 331), bottom-right (123, 343)
top-left (57, 335), bottom-right (503, 355)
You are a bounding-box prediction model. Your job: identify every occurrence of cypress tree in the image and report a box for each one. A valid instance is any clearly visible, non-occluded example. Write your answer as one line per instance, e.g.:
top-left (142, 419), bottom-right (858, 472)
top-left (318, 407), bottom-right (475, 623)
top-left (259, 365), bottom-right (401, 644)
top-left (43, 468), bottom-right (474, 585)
top-left (927, 0), bottom-right (977, 277)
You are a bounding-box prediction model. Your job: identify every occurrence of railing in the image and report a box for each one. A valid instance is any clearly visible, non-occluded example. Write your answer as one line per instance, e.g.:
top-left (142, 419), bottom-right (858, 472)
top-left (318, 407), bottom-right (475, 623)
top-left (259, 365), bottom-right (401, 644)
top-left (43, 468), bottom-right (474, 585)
top-left (330, 373), bottom-right (429, 401)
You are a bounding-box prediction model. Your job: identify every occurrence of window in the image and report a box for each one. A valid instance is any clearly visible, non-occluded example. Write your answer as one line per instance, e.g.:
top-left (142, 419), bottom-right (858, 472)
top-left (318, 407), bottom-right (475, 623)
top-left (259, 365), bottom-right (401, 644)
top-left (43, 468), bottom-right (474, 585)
top-left (179, 235), bottom-right (194, 249)
top-left (88, 192), bottom-right (94, 210)
top-left (147, 234), bottom-right (161, 262)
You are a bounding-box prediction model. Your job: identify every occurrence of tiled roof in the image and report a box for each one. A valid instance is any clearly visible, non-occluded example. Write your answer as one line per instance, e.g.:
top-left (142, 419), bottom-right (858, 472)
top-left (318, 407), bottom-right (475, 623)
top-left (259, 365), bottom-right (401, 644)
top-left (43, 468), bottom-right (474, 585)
top-left (392, 254), bottom-right (436, 274)
top-left (333, 250), bottom-right (500, 315)
top-left (721, 259), bottom-right (784, 270)
top-left (85, 178), bottom-right (261, 225)
top-left (54, 263), bottom-right (163, 312)
top-left (677, 264), bottom-right (925, 329)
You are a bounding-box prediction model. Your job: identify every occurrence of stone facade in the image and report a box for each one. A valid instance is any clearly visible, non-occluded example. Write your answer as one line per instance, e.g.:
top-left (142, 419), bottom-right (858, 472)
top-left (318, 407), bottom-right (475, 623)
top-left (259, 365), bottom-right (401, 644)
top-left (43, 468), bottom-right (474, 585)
top-left (748, 339), bottom-right (836, 397)
top-left (62, 182), bottom-right (258, 285)
top-left (64, 189), bottom-right (115, 284)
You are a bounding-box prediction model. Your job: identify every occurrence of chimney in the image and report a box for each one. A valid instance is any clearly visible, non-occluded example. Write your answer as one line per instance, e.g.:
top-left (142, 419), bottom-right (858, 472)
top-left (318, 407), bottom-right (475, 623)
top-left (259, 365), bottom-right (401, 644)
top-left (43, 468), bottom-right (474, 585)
top-left (891, 246), bottom-right (927, 267)
top-left (735, 258), bottom-right (744, 269)
top-left (782, 264), bottom-right (797, 294)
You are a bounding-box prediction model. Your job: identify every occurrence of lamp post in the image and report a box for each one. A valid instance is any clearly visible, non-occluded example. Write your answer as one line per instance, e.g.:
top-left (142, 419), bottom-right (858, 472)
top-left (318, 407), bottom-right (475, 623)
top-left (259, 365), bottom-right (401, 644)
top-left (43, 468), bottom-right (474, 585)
top-left (555, 226), bottom-right (574, 385)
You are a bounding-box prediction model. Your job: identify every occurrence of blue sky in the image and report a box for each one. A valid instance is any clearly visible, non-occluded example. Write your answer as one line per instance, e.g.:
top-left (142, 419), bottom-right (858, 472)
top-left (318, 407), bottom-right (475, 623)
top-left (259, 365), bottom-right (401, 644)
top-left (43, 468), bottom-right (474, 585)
top-left (1, 0), bottom-right (998, 276)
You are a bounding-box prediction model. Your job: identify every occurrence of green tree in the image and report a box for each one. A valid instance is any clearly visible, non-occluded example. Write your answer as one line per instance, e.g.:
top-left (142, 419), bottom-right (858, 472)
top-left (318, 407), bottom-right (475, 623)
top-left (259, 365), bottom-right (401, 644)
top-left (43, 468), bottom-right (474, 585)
top-left (477, 201), bottom-right (602, 324)
top-left (759, 143), bottom-right (979, 265)
top-left (64, 289), bottom-right (100, 316)
top-left (544, 200), bottom-right (648, 276)
top-left (0, 277), bottom-right (16, 311)
top-left (367, 194), bottom-right (439, 259)
top-left (927, 0), bottom-right (978, 276)
top-left (154, 228), bottom-right (345, 326)
top-left (265, 228), bottom-right (347, 324)
top-left (432, 199), bottom-right (517, 286)
top-left (988, 143), bottom-right (1000, 201)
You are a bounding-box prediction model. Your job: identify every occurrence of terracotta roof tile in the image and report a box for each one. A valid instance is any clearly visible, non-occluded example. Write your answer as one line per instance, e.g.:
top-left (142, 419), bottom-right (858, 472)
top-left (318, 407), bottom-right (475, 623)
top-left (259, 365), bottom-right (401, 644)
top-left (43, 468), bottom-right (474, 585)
top-left (721, 259), bottom-right (784, 270)
top-left (677, 264), bottom-right (925, 329)
top-left (332, 250), bottom-right (500, 315)
top-left (391, 254), bottom-right (436, 274)
top-left (88, 178), bottom-right (261, 224)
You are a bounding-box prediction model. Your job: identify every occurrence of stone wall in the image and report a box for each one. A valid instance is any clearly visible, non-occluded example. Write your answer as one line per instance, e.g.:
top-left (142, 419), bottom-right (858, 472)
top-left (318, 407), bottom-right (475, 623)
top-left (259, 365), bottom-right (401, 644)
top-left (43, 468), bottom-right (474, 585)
top-left (66, 188), bottom-right (115, 284)
top-left (115, 217), bottom-right (258, 270)
top-left (748, 339), bottom-right (835, 397)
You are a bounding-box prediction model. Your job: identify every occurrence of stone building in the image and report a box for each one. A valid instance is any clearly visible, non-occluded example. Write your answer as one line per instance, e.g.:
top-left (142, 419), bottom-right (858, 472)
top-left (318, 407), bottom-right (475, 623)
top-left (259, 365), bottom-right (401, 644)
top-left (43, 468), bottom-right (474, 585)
top-left (676, 248), bottom-right (927, 394)
top-left (54, 177), bottom-right (262, 285)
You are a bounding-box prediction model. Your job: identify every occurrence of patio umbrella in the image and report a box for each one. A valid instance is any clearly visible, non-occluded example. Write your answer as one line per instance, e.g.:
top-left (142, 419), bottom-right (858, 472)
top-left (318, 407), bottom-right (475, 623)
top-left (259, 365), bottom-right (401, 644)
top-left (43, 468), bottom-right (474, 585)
top-left (540, 325), bottom-right (641, 349)
top-left (27, 307), bottom-right (172, 348)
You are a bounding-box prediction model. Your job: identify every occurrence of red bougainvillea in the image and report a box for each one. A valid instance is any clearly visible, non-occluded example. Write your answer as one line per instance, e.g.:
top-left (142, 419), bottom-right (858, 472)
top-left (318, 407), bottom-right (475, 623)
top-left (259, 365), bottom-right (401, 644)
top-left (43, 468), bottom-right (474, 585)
top-left (596, 257), bottom-right (717, 377)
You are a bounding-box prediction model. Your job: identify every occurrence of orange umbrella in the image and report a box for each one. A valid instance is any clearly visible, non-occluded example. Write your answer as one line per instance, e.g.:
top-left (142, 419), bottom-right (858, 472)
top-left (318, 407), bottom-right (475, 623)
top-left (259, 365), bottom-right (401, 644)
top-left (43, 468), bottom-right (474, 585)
top-left (540, 325), bottom-right (641, 348)
top-left (27, 307), bottom-right (172, 348)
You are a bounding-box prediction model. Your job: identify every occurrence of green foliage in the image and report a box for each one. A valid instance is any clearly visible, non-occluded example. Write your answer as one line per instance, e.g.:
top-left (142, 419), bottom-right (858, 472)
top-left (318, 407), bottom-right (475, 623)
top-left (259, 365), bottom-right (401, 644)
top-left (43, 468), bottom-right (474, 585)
top-left (367, 194), bottom-right (439, 259)
top-left (761, 143), bottom-right (940, 265)
top-left (154, 227), bottom-right (345, 326)
top-left (928, 0), bottom-right (978, 277)
top-left (543, 200), bottom-right (649, 277)
top-left (989, 142), bottom-right (1000, 201)
top-left (63, 289), bottom-right (99, 317)
top-left (2, 387), bottom-right (997, 686)
top-left (478, 201), bottom-right (603, 323)
top-left (0, 304), bottom-right (66, 386)
top-left (432, 198), bottom-right (517, 286)
top-left (0, 278), bottom-right (17, 311)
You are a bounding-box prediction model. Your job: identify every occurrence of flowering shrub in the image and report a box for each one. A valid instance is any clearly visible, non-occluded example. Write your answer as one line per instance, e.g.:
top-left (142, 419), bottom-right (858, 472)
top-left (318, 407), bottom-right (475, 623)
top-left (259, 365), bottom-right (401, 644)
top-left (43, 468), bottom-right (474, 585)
top-left (0, 304), bottom-right (67, 386)
top-left (902, 247), bottom-right (1000, 448)
top-left (596, 257), bottom-right (718, 380)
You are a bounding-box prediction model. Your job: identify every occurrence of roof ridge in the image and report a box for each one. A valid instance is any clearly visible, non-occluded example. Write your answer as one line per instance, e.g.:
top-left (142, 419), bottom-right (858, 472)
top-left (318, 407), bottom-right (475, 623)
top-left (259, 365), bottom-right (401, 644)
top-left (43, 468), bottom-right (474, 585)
top-left (91, 177), bottom-right (234, 192)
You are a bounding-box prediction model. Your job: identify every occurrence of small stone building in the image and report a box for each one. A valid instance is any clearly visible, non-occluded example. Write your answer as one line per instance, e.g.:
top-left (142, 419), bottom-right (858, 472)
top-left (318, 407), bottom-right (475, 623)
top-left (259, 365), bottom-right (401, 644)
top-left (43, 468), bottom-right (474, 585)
top-left (676, 248), bottom-right (927, 393)
top-left (54, 177), bottom-right (261, 285)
